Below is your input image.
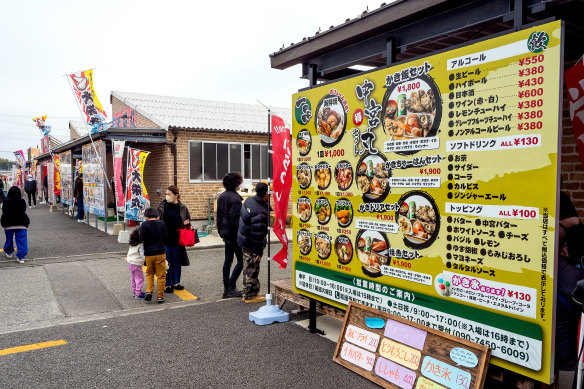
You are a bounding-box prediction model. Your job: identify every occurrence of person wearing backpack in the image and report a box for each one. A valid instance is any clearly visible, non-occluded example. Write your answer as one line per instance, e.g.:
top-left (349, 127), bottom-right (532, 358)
top-left (237, 182), bottom-right (269, 302)
top-left (217, 172), bottom-right (244, 299)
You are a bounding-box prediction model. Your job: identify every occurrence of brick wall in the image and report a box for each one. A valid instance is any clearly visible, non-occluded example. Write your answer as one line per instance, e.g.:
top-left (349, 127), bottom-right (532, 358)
top-left (561, 87), bottom-right (584, 217)
top-left (174, 129), bottom-right (270, 220)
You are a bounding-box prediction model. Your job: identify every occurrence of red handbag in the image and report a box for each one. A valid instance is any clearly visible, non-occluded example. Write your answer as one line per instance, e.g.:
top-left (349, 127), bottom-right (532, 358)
top-left (178, 225), bottom-right (197, 247)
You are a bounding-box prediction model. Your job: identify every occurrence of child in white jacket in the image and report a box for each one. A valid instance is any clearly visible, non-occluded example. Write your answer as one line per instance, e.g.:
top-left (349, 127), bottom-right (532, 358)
top-left (127, 229), bottom-right (145, 299)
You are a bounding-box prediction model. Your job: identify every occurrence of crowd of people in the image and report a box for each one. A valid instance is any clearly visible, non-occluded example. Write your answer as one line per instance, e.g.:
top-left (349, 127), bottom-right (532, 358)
top-left (1, 170), bottom-right (272, 305)
top-left (124, 175), bottom-right (270, 303)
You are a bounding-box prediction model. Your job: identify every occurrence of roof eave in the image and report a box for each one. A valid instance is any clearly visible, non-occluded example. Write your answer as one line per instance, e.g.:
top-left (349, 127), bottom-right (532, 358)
top-left (269, 0), bottom-right (450, 70)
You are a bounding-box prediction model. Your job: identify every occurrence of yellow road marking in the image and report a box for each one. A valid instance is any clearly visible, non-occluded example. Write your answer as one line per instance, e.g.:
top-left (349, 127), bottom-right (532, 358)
top-left (138, 264), bottom-right (198, 300)
top-left (0, 340), bottom-right (67, 356)
top-left (173, 289), bottom-right (198, 301)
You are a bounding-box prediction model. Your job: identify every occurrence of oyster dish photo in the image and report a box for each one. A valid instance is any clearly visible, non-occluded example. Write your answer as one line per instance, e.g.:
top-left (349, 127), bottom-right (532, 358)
top-left (356, 153), bottom-right (391, 203)
top-left (334, 160), bottom-right (353, 192)
top-left (296, 129), bottom-right (312, 156)
top-left (355, 230), bottom-right (390, 278)
top-left (396, 191), bottom-right (440, 249)
top-left (314, 94), bottom-right (347, 147)
top-left (382, 74), bottom-right (442, 146)
top-left (297, 163), bottom-right (312, 189)
top-left (297, 230), bottom-right (312, 256)
top-left (314, 197), bottom-right (331, 225)
top-left (297, 196), bottom-right (312, 223)
top-left (315, 232), bottom-right (332, 260)
top-left (334, 235), bottom-right (353, 265)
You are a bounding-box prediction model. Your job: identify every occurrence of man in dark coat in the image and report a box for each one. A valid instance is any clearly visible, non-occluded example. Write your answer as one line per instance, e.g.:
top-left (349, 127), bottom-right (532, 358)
top-left (73, 173), bottom-right (84, 222)
top-left (24, 174), bottom-right (37, 209)
top-left (237, 182), bottom-right (269, 301)
top-left (217, 172), bottom-right (244, 298)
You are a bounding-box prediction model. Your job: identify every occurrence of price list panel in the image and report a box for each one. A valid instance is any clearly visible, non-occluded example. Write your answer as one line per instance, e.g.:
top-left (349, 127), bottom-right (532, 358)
top-left (291, 21), bottom-right (563, 383)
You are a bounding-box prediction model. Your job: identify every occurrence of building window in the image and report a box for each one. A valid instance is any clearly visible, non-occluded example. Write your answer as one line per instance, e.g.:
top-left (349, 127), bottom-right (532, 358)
top-left (189, 142), bottom-right (202, 181)
top-left (189, 141), bottom-right (269, 182)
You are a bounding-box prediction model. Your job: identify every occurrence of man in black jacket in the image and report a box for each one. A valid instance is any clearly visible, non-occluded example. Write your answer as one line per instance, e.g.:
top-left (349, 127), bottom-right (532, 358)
top-left (237, 182), bottom-right (269, 301)
top-left (24, 175), bottom-right (37, 209)
top-left (73, 174), bottom-right (84, 222)
top-left (217, 172), bottom-right (244, 298)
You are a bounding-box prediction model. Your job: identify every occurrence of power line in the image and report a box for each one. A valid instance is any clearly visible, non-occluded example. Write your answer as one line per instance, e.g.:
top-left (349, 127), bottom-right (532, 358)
top-left (0, 113), bottom-right (78, 120)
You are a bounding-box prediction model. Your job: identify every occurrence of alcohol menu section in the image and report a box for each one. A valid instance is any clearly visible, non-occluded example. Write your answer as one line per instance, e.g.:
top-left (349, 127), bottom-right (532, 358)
top-left (334, 302), bottom-right (490, 389)
top-left (292, 21), bottom-right (562, 383)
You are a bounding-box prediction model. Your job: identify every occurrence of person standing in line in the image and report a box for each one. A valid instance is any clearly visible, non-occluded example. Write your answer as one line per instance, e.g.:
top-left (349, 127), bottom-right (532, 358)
top-left (139, 208), bottom-right (167, 303)
top-left (73, 173), bottom-right (84, 222)
top-left (1, 186), bottom-right (30, 264)
top-left (24, 174), bottom-right (37, 209)
top-left (237, 182), bottom-right (269, 302)
top-left (127, 229), bottom-right (146, 299)
top-left (43, 173), bottom-right (48, 203)
top-left (158, 185), bottom-right (191, 293)
top-left (217, 172), bottom-right (244, 298)
top-left (0, 176), bottom-right (5, 203)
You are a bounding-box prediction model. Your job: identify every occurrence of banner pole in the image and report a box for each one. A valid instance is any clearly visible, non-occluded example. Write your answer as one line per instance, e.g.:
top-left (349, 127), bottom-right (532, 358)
top-left (112, 139), bottom-right (119, 225)
top-left (65, 73), bottom-right (111, 191)
top-left (267, 109), bottom-right (271, 296)
top-left (124, 148), bottom-right (130, 228)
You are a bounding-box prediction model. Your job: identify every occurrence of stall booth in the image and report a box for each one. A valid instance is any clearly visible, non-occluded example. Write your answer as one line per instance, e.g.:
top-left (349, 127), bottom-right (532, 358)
top-left (109, 91), bottom-right (290, 231)
top-left (34, 135), bottom-right (63, 205)
top-left (50, 123), bottom-right (167, 234)
top-left (271, 0), bottom-right (584, 386)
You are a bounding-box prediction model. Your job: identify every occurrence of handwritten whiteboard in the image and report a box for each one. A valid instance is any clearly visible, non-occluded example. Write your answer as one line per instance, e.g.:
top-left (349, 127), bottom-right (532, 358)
top-left (333, 302), bottom-right (490, 389)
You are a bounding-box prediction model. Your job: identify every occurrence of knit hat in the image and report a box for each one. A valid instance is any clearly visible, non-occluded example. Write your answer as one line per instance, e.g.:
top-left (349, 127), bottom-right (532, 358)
top-left (255, 182), bottom-right (268, 198)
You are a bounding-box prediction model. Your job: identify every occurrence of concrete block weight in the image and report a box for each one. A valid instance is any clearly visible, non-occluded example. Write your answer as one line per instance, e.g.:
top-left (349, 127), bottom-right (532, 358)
top-left (112, 223), bottom-right (124, 236)
top-left (118, 230), bottom-right (130, 243)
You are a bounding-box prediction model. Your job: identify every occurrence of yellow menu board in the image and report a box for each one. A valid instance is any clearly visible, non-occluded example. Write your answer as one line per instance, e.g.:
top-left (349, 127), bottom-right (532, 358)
top-left (292, 20), bottom-right (563, 383)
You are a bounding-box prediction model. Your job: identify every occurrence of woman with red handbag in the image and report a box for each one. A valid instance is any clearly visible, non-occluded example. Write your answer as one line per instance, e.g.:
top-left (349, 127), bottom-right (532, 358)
top-left (158, 185), bottom-right (191, 293)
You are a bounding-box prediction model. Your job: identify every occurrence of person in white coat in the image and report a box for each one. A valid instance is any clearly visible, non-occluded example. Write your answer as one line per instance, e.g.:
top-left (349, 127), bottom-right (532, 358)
top-left (127, 229), bottom-right (145, 299)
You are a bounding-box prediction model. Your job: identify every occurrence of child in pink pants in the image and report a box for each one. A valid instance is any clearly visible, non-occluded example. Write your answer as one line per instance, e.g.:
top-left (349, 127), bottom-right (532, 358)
top-left (127, 230), bottom-right (145, 298)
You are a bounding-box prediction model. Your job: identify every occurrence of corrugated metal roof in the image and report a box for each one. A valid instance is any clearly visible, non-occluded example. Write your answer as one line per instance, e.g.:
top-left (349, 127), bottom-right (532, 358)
top-left (69, 120), bottom-right (87, 137)
top-left (111, 91), bottom-right (291, 133)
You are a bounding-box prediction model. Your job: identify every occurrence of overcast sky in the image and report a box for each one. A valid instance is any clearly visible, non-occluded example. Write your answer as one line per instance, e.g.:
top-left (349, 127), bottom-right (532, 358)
top-left (0, 0), bottom-right (381, 161)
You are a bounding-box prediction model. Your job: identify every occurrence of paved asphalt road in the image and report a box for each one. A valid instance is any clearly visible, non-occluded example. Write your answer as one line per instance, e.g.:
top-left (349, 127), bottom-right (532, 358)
top-left (0, 301), bottom-right (378, 388)
top-left (0, 203), bottom-right (380, 388)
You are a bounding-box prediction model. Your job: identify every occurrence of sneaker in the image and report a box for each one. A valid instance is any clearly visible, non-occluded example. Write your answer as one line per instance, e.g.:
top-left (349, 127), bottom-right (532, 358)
top-left (77, 219), bottom-right (84, 223)
top-left (5, 252), bottom-right (13, 259)
top-left (223, 289), bottom-right (242, 298)
top-left (144, 293), bottom-right (152, 301)
top-left (16, 258), bottom-right (24, 264)
top-left (157, 297), bottom-right (165, 304)
top-left (164, 286), bottom-right (174, 293)
top-left (173, 284), bottom-right (184, 290)
top-left (135, 292), bottom-right (146, 299)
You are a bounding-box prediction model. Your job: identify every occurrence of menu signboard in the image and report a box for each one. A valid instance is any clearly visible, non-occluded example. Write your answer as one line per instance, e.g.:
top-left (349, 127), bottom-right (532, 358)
top-left (82, 141), bottom-right (106, 217)
top-left (292, 21), bottom-right (563, 383)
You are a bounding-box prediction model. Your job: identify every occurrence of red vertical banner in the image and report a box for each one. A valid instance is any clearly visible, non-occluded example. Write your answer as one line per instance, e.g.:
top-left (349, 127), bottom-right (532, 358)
top-left (54, 154), bottom-right (61, 196)
top-left (271, 115), bottom-right (292, 268)
top-left (566, 59), bottom-right (584, 169)
top-left (112, 140), bottom-right (126, 211)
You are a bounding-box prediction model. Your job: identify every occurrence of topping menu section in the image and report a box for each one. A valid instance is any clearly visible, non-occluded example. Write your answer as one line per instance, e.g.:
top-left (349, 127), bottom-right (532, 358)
top-left (292, 21), bottom-right (562, 383)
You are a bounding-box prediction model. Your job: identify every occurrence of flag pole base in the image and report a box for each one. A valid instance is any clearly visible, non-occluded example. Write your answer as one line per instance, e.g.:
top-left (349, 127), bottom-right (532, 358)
top-left (249, 294), bottom-right (289, 325)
